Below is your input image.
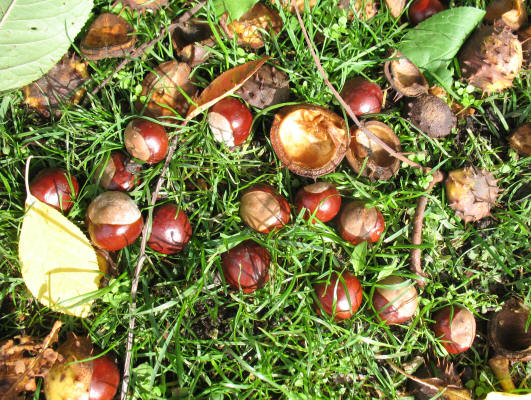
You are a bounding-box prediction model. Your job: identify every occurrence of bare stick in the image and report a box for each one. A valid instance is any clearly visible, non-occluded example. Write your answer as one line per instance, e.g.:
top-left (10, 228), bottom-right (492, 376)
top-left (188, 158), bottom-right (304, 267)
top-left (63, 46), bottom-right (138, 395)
top-left (409, 170), bottom-right (443, 287)
top-left (292, 2), bottom-right (425, 172)
top-left (119, 119), bottom-right (188, 400)
top-left (90, 1), bottom-right (206, 97)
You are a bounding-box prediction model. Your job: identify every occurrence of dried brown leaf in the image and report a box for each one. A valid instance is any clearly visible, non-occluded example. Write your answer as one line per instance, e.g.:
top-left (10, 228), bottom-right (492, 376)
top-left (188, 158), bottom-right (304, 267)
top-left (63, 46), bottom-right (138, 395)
top-left (186, 56), bottom-right (270, 120)
top-left (0, 321), bottom-right (62, 399)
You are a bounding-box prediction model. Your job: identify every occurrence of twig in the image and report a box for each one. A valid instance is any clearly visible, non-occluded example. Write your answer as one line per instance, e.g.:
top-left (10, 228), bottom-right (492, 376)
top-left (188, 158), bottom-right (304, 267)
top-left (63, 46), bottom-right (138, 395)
top-left (90, 1), bottom-right (206, 98)
top-left (292, 2), bottom-right (425, 172)
top-left (409, 170), bottom-right (443, 287)
top-left (120, 119), bottom-right (188, 400)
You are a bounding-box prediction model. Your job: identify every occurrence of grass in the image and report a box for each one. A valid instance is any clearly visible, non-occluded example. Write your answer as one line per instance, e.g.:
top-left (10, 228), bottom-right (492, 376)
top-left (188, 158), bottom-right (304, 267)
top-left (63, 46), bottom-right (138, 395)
top-left (0, 0), bottom-right (530, 399)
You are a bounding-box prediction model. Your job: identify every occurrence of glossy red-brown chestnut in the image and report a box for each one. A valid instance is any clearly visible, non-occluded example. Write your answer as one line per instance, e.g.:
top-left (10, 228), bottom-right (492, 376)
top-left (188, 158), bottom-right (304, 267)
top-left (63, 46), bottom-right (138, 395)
top-left (44, 335), bottom-right (120, 400)
top-left (124, 119), bottom-right (168, 164)
top-left (208, 97), bottom-right (253, 147)
top-left (90, 355), bottom-right (121, 400)
top-left (87, 191), bottom-right (143, 251)
top-left (95, 152), bottom-right (141, 191)
top-left (314, 271), bottom-right (363, 320)
top-left (30, 168), bottom-right (79, 212)
top-left (340, 77), bottom-right (383, 117)
top-left (240, 184), bottom-right (291, 233)
top-left (294, 182), bottom-right (341, 223)
top-left (372, 276), bottom-right (418, 324)
top-left (433, 305), bottom-right (476, 354)
top-left (408, 0), bottom-right (445, 24)
top-left (147, 204), bottom-right (192, 254)
top-left (337, 201), bottom-right (385, 245)
top-left (221, 240), bottom-right (270, 293)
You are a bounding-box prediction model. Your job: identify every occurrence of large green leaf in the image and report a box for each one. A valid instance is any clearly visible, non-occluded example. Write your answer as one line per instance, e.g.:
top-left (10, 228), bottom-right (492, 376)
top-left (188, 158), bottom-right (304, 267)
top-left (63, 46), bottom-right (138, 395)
top-left (0, 0), bottom-right (93, 91)
top-left (212, 0), bottom-right (260, 20)
top-left (397, 7), bottom-right (485, 85)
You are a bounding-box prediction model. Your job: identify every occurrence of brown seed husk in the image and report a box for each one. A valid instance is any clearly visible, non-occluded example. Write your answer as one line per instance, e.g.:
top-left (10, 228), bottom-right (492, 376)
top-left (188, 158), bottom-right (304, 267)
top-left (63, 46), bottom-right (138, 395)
top-left (407, 94), bottom-right (456, 138)
top-left (80, 13), bottom-right (136, 60)
top-left (488, 298), bottom-right (531, 361)
top-left (346, 121), bottom-right (401, 180)
top-left (220, 3), bottom-right (282, 49)
top-left (44, 335), bottom-right (94, 400)
top-left (485, 0), bottom-right (527, 31)
top-left (517, 25), bottom-right (531, 67)
top-left (459, 24), bottom-right (523, 93)
top-left (22, 54), bottom-right (89, 118)
top-left (270, 104), bottom-right (348, 177)
top-left (121, 0), bottom-right (169, 11)
top-left (171, 19), bottom-right (214, 67)
top-left (136, 61), bottom-right (196, 118)
top-left (508, 122), bottom-right (531, 156)
top-left (384, 51), bottom-right (429, 97)
top-left (236, 64), bottom-right (290, 109)
top-left (445, 166), bottom-right (499, 223)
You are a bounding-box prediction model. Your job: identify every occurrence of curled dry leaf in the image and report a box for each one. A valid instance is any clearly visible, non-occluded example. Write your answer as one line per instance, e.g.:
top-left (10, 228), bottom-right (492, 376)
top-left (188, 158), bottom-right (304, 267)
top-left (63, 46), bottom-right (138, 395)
top-left (186, 57), bottom-right (270, 120)
top-left (485, 0), bottom-right (527, 31)
top-left (0, 321), bottom-right (62, 398)
top-left (18, 159), bottom-right (105, 318)
top-left (508, 123), bottom-right (531, 156)
top-left (80, 13), bottom-right (136, 60)
top-left (22, 54), bottom-right (89, 118)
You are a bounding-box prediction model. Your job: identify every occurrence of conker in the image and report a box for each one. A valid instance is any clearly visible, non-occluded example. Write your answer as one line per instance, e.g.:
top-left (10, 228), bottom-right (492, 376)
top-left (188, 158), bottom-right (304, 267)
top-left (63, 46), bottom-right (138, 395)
top-left (87, 191), bottom-right (143, 251)
top-left (408, 0), bottom-right (445, 24)
top-left (95, 152), bottom-right (141, 191)
top-left (340, 77), bottom-right (383, 116)
top-left (44, 335), bottom-right (119, 400)
top-left (294, 182), bottom-right (341, 223)
top-left (147, 204), bottom-right (192, 254)
top-left (208, 97), bottom-right (253, 147)
top-left (124, 119), bottom-right (168, 164)
top-left (30, 167), bottom-right (79, 212)
top-left (433, 305), bottom-right (476, 354)
top-left (314, 271), bottom-right (363, 320)
top-left (221, 240), bottom-right (270, 293)
top-left (337, 201), bottom-right (385, 245)
top-left (372, 276), bottom-right (418, 324)
top-left (240, 184), bottom-right (290, 234)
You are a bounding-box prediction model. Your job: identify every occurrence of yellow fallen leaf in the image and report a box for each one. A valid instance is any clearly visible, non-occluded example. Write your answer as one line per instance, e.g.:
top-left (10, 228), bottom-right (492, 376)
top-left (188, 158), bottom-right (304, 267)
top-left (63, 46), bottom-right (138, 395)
top-left (18, 159), bottom-right (104, 318)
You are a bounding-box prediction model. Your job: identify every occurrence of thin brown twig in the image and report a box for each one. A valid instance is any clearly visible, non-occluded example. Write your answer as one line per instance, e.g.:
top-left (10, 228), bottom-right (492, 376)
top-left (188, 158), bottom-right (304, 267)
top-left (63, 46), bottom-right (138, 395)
top-left (292, 2), bottom-right (425, 172)
top-left (90, 1), bottom-right (206, 98)
top-left (409, 170), bottom-right (443, 287)
top-left (120, 119), bottom-right (188, 400)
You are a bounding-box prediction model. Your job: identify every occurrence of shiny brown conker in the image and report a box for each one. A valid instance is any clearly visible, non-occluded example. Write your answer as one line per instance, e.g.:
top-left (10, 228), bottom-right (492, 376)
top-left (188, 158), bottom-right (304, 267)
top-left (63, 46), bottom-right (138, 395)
top-left (30, 168), bottom-right (79, 212)
top-left (337, 201), bottom-right (385, 245)
top-left (87, 191), bottom-right (143, 251)
top-left (221, 240), bottom-right (271, 293)
top-left (294, 182), bottom-right (341, 223)
top-left (372, 276), bottom-right (418, 324)
top-left (95, 152), bottom-right (141, 191)
top-left (433, 305), bottom-right (476, 354)
top-left (44, 336), bottom-right (120, 400)
top-left (124, 119), bottom-right (168, 164)
top-left (314, 271), bottom-right (363, 320)
top-left (147, 204), bottom-right (192, 254)
top-left (240, 184), bottom-right (291, 234)
top-left (408, 0), bottom-right (445, 24)
top-left (340, 77), bottom-right (383, 116)
top-left (208, 97), bottom-right (253, 147)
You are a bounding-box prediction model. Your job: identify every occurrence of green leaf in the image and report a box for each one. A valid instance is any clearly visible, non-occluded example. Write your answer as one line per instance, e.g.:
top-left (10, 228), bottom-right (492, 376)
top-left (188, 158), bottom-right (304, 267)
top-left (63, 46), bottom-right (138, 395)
top-left (0, 0), bottom-right (93, 92)
top-left (212, 0), bottom-right (260, 20)
top-left (397, 7), bottom-right (485, 86)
